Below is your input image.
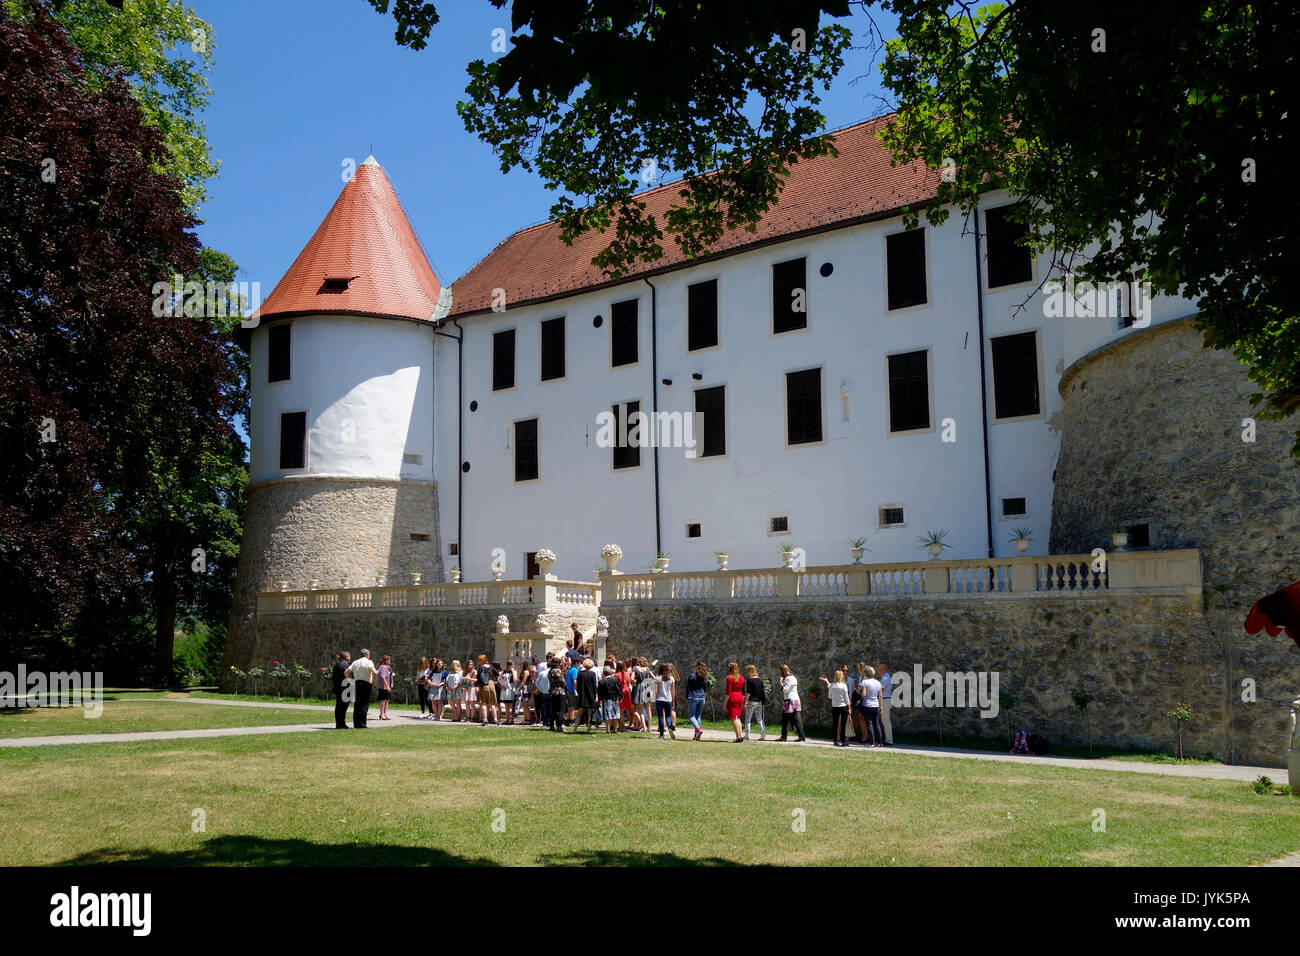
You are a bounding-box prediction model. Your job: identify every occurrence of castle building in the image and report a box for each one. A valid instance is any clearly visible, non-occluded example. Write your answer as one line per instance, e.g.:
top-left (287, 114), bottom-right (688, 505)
top-left (223, 118), bottom-right (1299, 764)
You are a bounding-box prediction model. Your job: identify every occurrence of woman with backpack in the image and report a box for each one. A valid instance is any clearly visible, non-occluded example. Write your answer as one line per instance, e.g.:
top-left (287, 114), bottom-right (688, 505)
top-left (477, 655), bottom-right (498, 726)
top-left (685, 661), bottom-right (708, 741)
top-left (654, 663), bottom-right (677, 739)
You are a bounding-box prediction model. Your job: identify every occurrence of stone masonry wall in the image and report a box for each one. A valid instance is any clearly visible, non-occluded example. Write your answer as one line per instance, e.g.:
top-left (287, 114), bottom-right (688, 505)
top-left (1051, 318), bottom-right (1300, 765)
top-left (221, 478), bottom-right (444, 688)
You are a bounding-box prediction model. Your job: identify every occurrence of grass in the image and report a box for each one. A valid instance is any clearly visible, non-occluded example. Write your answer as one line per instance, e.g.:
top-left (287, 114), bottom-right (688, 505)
top-left (0, 692), bottom-right (327, 738)
top-left (1, 723), bottom-right (1297, 866)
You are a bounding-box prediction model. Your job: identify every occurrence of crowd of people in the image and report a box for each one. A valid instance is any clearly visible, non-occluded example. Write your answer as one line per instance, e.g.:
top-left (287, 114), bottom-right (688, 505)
top-left (330, 635), bottom-right (896, 747)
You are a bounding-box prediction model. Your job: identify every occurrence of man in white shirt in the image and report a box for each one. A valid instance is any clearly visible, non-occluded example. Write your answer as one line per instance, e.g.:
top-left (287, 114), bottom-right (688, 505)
top-left (345, 649), bottom-right (377, 728)
top-left (877, 662), bottom-right (894, 746)
top-left (535, 659), bottom-right (551, 727)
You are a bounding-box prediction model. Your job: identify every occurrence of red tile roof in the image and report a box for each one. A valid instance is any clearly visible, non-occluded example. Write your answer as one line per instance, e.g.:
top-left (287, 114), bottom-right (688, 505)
top-left (449, 115), bottom-right (938, 317)
top-left (253, 157), bottom-right (442, 323)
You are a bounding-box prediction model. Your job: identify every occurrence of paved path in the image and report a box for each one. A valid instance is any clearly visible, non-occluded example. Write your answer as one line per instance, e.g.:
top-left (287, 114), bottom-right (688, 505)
top-left (0, 696), bottom-right (1286, 785)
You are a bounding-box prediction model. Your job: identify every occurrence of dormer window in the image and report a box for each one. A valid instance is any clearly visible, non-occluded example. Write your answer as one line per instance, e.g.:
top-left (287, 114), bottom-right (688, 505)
top-left (320, 276), bottom-right (354, 293)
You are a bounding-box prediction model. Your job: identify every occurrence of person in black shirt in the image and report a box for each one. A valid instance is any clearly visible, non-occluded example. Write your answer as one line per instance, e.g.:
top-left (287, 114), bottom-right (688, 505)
top-left (575, 658), bottom-right (599, 732)
top-left (598, 665), bottom-right (623, 733)
top-left (742, 664), bottom-right (767, 741)
top-left (331, 651), bottom-right (352, 729)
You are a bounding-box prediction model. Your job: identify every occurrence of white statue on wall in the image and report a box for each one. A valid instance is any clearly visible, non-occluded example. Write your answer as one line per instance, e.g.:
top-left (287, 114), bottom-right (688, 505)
top-left (496, 615), bottom-right (510, 634)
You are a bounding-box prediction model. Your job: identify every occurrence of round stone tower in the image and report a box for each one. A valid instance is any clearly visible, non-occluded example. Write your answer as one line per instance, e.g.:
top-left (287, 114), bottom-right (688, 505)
top-left (222, 156), bottom-right (445, 679)
top-left (1050, 315), bottom-right (1300, 764)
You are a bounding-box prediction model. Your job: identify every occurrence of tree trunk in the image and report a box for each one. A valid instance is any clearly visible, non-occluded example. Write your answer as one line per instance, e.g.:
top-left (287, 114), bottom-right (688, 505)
top-left (153, 552), bottom-right (178, 683)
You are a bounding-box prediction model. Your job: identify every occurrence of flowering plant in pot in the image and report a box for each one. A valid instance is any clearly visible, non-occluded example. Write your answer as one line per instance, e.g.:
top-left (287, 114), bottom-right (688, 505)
top-left (599, 543), bottom-right (623, 574)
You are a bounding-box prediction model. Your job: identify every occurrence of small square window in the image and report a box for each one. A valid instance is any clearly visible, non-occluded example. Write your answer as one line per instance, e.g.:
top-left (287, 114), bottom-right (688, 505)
top-left (769, 515), bottom-right (790, 535)
top-left (448, 542), bottom-right (459, 556)
top-left (1127, 522), bottom-right (1151, 547)
top-left (402, 453), bottom-right (422, 465)
top-left (409, 532), bottom-right (431, 541)
top-left (1001, 497), bottom-right (1027, 517)
top-left (686, 523), bottom-right (701, 538)
top-left (879, 506), bottom-right (905, 527)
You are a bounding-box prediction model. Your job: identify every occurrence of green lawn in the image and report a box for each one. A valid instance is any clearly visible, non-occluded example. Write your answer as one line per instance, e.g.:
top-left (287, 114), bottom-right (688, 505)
top-left (1, 723), bottom-right (1296, 866)
top-left (0, 693), bottom-right (327, 738)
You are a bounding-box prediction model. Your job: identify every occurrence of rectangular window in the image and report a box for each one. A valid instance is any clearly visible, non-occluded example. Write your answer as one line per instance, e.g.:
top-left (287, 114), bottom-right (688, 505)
top-left (887, 350), bottom-right (931, 433)
top-left (612, 401), bottom-right (641, 470)
top-left (278, 411), bottom-right (306, 470)
top-left (1001, 497), bottom-right (1027, 517)
top-left (785, 367), bottom-right (822, 445)
top-left (772, 257), bottom-right (807, 334)
top-left (409, 532), bottom-right (431, 541)
top-left (514, 418), bottom-right (538, 481)
top-left (268, 323), bottom-right (291, 383)
top-left (1127, 522), bottom-right (1151, 547)
top-left (985, 204), bottom-right (1033, 288)
top-left (886, 229), bottom-right (927, 310)
top-left (693, 385), bottom-right (726, 458)
top-left (769, 515), bottom-right (789, 534)
top-left (493, 329), bottom-right (515, 391)
top-left (611, 299), bottom-right (638, 366)
top-left (686, 523), bottom-right (701, 538)
top-left (402, 453), bottom-right (422, 465)
top-left (991, 331), bottom-right (1041, 419)
top-left (540, 317), bottom-right (565, 381)
top-left (448, 542), bottom-right (459, 556)
top-left (687, 279), bottom-right (718, 351)
top-left (879, 506), bottom-right (905, 527)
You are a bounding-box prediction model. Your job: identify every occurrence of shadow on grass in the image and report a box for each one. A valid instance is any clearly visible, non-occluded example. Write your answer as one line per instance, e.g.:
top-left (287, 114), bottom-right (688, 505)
top-left (54, 835), bottom-right (495, 867)
top-left (53, 836), bottom-right (734, 867)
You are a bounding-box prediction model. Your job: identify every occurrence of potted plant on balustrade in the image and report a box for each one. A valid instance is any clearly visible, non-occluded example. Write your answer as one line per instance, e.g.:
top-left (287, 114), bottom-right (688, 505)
top-left (409, 567), bottom-right (423, 585)
top-left (714, 550), bottom-right (730, 570)
top-left (1008, 527), bottom-right (1033, 554)
top-left (491, 559), bottom-right (506, 581)
top-left (374, 569), bottom-right (386, 587)
top-left (449, 565), bottom-right (462, 583)
top-left (535, 548), bottom-right (557, 576)
top-left (654, 550), bottom-right (670, 573)
top-left (340, 573), bottom-right (351, 589)
top-left (1111, 523), bottom-right (1129, 550)
top-left (778, 543), bottom-right (798, 568)
top-left (918, 529), bottom-right (952, 560)
top-left (848, 536), bottom-right (871, 564)
top-left (600, 543), bottom-right (623, 574)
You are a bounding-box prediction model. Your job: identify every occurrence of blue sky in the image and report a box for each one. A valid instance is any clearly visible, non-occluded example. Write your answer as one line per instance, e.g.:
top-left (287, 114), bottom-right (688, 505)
top-left (194, 0), bottom-right (900, 298)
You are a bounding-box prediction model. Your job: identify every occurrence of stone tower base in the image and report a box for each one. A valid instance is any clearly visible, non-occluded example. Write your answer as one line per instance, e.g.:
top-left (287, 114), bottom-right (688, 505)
top-left (221, 477), bottom-right (443, 686)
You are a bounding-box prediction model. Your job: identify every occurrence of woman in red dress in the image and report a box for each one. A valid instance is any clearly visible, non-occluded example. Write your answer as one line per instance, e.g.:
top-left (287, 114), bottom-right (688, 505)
top-left (725, 661), bottom-right (746, 742)
top-left (617, 660), bottom-right (635, 730)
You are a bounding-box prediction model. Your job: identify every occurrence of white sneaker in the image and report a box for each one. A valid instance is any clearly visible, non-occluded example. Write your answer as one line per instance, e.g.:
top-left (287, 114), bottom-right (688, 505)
top-left (669, 728), bottom-right (676, 739)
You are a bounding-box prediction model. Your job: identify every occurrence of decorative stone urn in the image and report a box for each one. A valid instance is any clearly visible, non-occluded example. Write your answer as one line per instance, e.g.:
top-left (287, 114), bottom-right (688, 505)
top-left (1111, 532), bottom-right (1129, 550)
top-left (1013, 538), bottom-right (1030, 554)
top-left (410, 571), bottom-right (423, 585)
top-left (276, 579), bottom-right (289, 592)
top-left (781, 550), bottom-right (795, 568)
top-left (308, 577), bottom-right (320, 590)
top-left (491, 564), bottom-right (505, 582)
top-left (340, 575), bottom-right (351, 588)
top-left (496, 615), bottom-right (510, 634)
top-left (450, 568), bottom-right (462, 583)
top-left (600, 544), bottom-right (623, 575)
top-left (535, 548), bottom-right (557, 577)
top-left (850, 547), bottom-right (865, 564)
top-left (654, 555), bottom-right (670, 573)
top-left (715, 552), bottom-right (729, 570)
top-left (374, 573), bottom-right (386, 587)
top-left (927, 543), bottom-right (943, 559)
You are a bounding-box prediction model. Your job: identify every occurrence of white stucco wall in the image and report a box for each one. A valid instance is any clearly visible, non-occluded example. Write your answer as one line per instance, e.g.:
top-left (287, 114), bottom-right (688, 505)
top-left (249, 314), bottom-right (435, 485)
top-left (435, 193), bottom-right (1196, 580)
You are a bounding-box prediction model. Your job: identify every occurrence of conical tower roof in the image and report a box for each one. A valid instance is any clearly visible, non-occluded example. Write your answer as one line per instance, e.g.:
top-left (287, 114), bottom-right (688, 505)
top-left (252, 156), bottom-right (441, 323)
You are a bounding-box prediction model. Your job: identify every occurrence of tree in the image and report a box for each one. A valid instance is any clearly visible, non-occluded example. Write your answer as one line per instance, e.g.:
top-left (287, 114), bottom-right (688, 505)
top-left (5, 0), bottom-right (222, 212)
top-left (0, 5), bottom-right (241, 678)
top-left (372, 0), bottom-right (855, 276)
top-left (371, 0), bottom-right (1300, 454)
